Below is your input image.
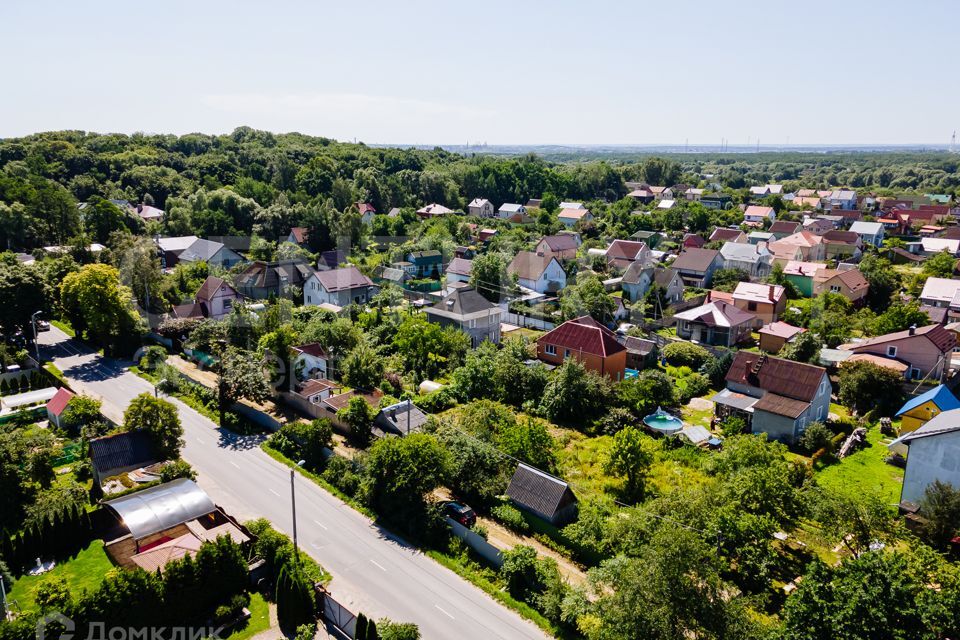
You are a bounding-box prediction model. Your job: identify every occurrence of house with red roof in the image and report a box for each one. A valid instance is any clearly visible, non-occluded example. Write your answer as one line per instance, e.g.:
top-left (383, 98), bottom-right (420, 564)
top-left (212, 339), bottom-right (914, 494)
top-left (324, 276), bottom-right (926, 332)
top-left (357, 202), bottom-right (377, 224)
top-left (46, 387), bottom-right (75, 429)
top-left (286, 227), bottom-right (309, 246)
top-left (839, 324), bottom-right (956, 381)
top-left (758, 322), bottom-right (806, 354)
top-left (535, 234), bottom-right (580, 261)
top-left (536, 316), bottom-right (627, 380)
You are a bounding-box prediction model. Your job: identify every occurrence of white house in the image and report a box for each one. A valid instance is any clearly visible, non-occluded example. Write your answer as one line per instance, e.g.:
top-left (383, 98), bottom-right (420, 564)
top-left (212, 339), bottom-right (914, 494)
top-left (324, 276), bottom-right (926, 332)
top-left (467, 198), bottom-right (496, 218)
top-left (920, 237), bottom-right (960, 257)
top-left (498, 203), bottom-right (527, 219)
top-left (889, 408), bottom-right (960, 505)
top-left (508, 251), bottom-right (567, 293)
top-left (743, 205), bottom-right (776, 226)
top-left (826, 189), bottom-right (858, 211)
top-left (848, 221), bottom-right (885, 248)
top-left (446, 257), bottom-right (473, 284)
top-left (558, 201), bottom-right (585, 210)
top-left (719, 242), bottom-right (773, 277)
top-left (920, 277), bottom-right (960, 308)
top-left (557, 208), bottom-right (593, 228)
top-left (292, 343), bottom-right (330, 381)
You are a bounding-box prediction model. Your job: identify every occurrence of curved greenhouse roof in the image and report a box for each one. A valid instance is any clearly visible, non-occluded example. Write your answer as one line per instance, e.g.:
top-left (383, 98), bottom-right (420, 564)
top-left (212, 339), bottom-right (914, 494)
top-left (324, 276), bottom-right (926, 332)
top-left (104, 478), bottom-right (216, 540)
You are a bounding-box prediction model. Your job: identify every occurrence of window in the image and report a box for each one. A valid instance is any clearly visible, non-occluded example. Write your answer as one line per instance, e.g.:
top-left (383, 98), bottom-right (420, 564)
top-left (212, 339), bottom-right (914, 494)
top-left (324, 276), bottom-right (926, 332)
top-left (817, 405), bottom-right (824, 420)
top-left (747, 301), bottom-right (757, 311)
top-left (544, 344), bottom-right (557, 355)
top-left (307, 295), bottom-right (312, 303)
top-left (565, 349), bottom-right (572, 358)
top-left (830, 285), bottom-right (841, 293)
top-left (886, 346), bottom-right (897, 358)
top-left (223, 299), bottom-right (232, 309)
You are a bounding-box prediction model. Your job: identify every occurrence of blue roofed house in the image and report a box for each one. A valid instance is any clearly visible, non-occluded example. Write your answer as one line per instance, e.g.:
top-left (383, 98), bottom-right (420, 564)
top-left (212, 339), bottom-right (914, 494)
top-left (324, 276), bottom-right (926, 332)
top-left (890, 385), bottom-right (960, 455)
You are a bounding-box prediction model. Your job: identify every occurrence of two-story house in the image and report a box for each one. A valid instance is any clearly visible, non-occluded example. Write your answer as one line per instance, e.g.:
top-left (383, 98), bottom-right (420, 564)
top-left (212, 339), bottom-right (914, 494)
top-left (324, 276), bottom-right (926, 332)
top-left (557, 208), bottom-right (594, 228)
top-left (731, 282), bottom-right (786, 324)
top-left (674, 300), bottom-right (756, 347)
top-left (812, 268), bottom-right (869, 305)
top-left (508, 251), bottom-right (567, 293)
top-left (467, 198), bottom-right (496, 218)
top-left (714, 352), bottom-right (832, 444)
top-left (173, 276), bottom-right (242, 320)
top-left (821, 230), bottom-right (864, 261)
top-left (406, 250), bottom-right (444, 278)
top-left (445, 257), bottom-right (473, 284)
top-left (743, 205), bottom-right (776, 226)
top-left (621, 264), bottom-right (685, 304)
top-left (719, 242), bottom-right (772, 278)
top-left (840, 323), bottom-right (956, 381)
top-left (425, 286), bottom-right (502, 346)
top-left (536, 316), bottom-right (626, 380)
top-left (234, 260), bottom-right (313, 299)
top-left (849, 221), bottom-right (885, 248)
top-left (292, 343), bottom-right (330, 381)
top-left (889, 408), bottom-right (960, 506)
top-left (303, 265), bottom-right (378, 307)
top-left (535, 234), bottom-right (580, 262)
top-left (670, 248), bottom-right (722, 287)
top-left (605, 240), bottom-right (651, 272)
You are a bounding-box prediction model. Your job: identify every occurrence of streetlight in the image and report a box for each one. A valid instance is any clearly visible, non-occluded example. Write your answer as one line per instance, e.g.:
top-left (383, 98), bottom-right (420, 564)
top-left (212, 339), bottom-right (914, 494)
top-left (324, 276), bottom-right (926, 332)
top-left (291, 460), bottom-right (306, 564)
top-left (215, 338), bottom-right (228, 424)
top-left (31, 310), bottom-right (42, 363)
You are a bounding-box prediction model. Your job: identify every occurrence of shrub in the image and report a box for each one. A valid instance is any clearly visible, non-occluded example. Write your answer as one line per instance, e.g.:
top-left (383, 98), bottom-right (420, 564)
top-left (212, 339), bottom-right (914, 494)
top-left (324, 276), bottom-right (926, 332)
top-left (417, 387), bottom-right (458, 413)
top-left (719, 415), bottom-right (748, 436)
top-left (377, 620), bottom-right (421, 640)
top-left (797, 422), bottom-right (833, 455)
top-left (321, 455), bottom-right (363, 498)
top-left (662, 342), bottom-right (711, 369)
top-left (491, 503), bottom-right (530, 534)
top-left (159, 459), bottom-right (196, 482)
top-left (677, 372), bottom-right (711, 403)
top-left (140, 346), bottom-right (169, 371)
top-left (275, 562), bottom-right (315, 631)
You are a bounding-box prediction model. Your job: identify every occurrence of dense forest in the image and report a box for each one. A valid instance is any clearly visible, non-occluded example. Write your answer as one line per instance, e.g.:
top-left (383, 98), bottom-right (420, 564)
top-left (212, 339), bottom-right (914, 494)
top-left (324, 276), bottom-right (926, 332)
top-left (1, 128), bottom-right (958, 252)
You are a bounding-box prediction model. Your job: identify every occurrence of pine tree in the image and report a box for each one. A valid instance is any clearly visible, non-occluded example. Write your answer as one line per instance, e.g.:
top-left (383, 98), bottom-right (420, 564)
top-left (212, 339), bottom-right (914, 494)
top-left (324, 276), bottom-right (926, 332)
top-left (355, 613), bottom-right (368, 640)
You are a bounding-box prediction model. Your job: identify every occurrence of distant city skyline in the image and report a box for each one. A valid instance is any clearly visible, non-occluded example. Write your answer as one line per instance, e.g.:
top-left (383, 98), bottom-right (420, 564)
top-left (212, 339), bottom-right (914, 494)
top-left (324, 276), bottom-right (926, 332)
top-left (2, 0), bottom-right (957, 145)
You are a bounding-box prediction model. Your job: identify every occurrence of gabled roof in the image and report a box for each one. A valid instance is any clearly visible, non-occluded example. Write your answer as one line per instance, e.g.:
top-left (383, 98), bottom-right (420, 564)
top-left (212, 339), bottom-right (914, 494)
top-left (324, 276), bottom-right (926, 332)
top-left (621, 262), bottom-right (652, 285)
top-left (733, 282), bottom-right (785, 304)
top-left (776, 231), bottom-right (823, 248)
top-left (893, 407), bottom-right (960, 445)
top-left (46, 387), bottom-right (75, 417)
top-left (674, 300), bottom-right (756, 328)
top-left (623, 336), bottom-right (656, 355)
top-left (417, 203), bottom-right (454, 216)
top-left (375, 401), bottom-right (429, 435)
top-left (235, 260), bottom-right (312, 288)
top-left (720, 242), bottom-right (769, 263)
top-left (768, 220), bottom-right (801, 235)
top-left (499, 203), bottom-right (525, 213)
top-left (920, 277), bottom-right (960, 303)
top-left (814, 268), bottom-right (868, 293)
top-left (558, 208), bottom-right (591, 221)
top-left (783, 261), bottom-right (829, 277)
top-left (506, 463), bottom-right (576, 518)
top-left (822, 230), bottom-right (861, 245)
top-left (90, 431), bottom-right (157, 475)
top-left (845, 323), bottom-right (956, 354)
top-left (311, 265), bottom-right (374, 292)
top-left (896, 385), bottom-right (960, 417)
top-left (744, 205), bottom-right (775, 218)
top-left (357, 202), bottom-right (376, 215)
top-left (709, 228), bottom-right (746, 243)
top-left (606, 240), bottom-right (648, 261)
top-left (293, 342), bottom-right (328, 358)
top-left (725, 352), bottom-right (826, 402)
top-left (409, 250), bottom-right (442, 260)
top-left (468, 198), bottom-right (492, 209)
top-left (849, 221), bottom-right (883, 235)
top-left (537, 316), bottom-right (625, 358)
top-left (509, 251), bottom-right (560, 281)
top-left (156, 235), bottom-right (199, 253)
top-left (288, 227), bottom-right (308, 243)
top-left (319, 249), bottom-right (348, 269)
top-left (428, 286), bottom-right (497, 317)
top-left (196, 276), bottom-right (237, 302)
top-left (179, 238), bottom-right (228, 262)
top-left (759, 321), bottom-right (805, 340)
top-left (538, 234), bottom-right (579, 252)
top-left (671, 248), bottom-right (720, 273)
top-left (446, 257), bottom-right (473, 276)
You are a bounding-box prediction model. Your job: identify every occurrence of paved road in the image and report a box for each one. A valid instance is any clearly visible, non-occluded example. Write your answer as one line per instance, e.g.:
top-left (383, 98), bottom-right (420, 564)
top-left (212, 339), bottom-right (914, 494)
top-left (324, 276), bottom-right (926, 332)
top-left (39, 327), bottom-right (548, 640)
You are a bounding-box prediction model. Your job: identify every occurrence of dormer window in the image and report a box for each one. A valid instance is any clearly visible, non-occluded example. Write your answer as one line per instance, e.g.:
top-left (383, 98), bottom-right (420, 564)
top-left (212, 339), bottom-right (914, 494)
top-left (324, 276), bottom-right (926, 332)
top-left (887, 346), bottom-right (897, 358)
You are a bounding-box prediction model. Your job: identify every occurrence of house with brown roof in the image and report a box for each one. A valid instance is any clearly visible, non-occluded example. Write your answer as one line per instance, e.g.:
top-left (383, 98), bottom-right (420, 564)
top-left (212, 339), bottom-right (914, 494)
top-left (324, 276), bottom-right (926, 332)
top-left (673, 300), bottom-right (756, 347)
top-left (709, 227), bottom-right (747, 244)
top-left (173, 276), bottom-right (242, 320)
top-left (622, 336), bottom-right (657, 370)
top-left (557, 208), bottom-right (594, 228)
top-left (758, 322), bottom-right (806, 354)
top-left (813, 268), bottom-right (869, 305)
top-left (536, 316), bottom-right (627, 380)
top-left (821, 230), bottom-right (864, 261)
top-left (768, 220), bottom-right (802, 239)
top-left (682, 233), bottom-right (706, 249)
top-left (670, 248), bottom-right (723, 287)
top-left (234, 260), bottom-right (313, 299)
top-left (840, 324), bottom-right (956, 381)
top-left (304, 265), bottom-right (378, 307)
top-left (508, 251), bottom-right (567, 293)
top-left (605, 239), bottom-right (651, 272)
top-left (731, 282), bottom-right (786, 324)
top-left (535, 234), bottom-right (580, 261)
top-left (714, 352), bottom-right (832, 444)
top-left (445, 257), bottom-right (473, 284)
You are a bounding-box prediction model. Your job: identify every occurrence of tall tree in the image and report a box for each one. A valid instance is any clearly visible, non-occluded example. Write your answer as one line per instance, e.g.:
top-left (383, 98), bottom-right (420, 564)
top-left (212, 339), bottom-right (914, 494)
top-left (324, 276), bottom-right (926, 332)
top-left (123, 393), bottom-right (184, 459)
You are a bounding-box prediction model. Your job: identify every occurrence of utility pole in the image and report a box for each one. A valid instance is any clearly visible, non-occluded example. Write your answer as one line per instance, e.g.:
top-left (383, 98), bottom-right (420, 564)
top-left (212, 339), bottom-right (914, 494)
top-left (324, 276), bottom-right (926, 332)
top-left (291, 460), bottom-right (305, 564)
top-left (31, 310), bottom-right (42, 363)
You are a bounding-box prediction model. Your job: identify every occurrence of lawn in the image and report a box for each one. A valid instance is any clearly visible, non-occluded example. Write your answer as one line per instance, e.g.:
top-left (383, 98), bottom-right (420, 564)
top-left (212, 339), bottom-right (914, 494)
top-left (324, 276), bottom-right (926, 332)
top-left (815, 426), bottom-right (904, 506)
top-left (221, 592), bottom-right (271, 640)
top-left (7, 540), bottom-right (114, 613)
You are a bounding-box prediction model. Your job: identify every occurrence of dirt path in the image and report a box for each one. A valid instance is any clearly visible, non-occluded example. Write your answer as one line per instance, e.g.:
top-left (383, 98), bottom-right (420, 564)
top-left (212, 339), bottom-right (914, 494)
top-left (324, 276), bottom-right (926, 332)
top-left (479, 516), bottom-right (588, 586)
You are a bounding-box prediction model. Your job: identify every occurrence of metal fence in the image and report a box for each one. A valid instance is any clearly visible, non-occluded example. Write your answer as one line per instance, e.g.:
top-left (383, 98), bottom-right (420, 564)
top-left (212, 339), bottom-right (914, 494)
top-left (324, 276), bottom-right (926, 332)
top-left (317, 588), bottom-right (357, 639)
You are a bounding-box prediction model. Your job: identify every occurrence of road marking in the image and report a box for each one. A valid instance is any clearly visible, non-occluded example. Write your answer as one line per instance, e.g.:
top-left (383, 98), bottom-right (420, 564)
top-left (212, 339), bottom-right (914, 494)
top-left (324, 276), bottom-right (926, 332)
top-left (229, 461), bottom-right (240, 469)
top-left (269, 489), bottom-right (282, 497)
top-left (195, 437), bottom-right (205, 445)
top-left (369, 559), bottom-right (387, 572)
top-left (313, 520), bottom-right (328, 530)
top-left (434, 604), bottom-right (455, 619)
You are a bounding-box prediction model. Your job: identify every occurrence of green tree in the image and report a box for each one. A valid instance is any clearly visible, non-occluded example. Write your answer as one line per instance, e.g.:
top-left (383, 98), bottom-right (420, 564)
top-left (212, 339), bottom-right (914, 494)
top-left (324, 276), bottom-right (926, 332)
top-left (810, 488), bottom-right (900, 558)
top-left (340, 339), bottom-right (385, 391)
top-left (0, 262), bottom-right (48, 336)
top-left (60, 394), bottom-right (103, 433)
top-left (217, 347), bottom-right (271, 424)
top-left (258, 324), bottom-right (298, 390)
top-left (393, 316), bottom-right (470, 380)
top-left (540, 359), bottom-right (612, 424)
top-left (710, 268), bottom-right (751, 292)
top-left (795, 421), bottom-right (832, 454)
top-left (604, 426), bottom-right (656, 502)
top-left (337, 396), bottom-right (375, 445)
top-left (85, 198), bottom-right (133, 243)
top-left (275, 561), bottom-right (315, 631)
top-left (778, 330), bottom-right (820, 363)
top-left (497, 416), bottom-right (556, 472)
top-left (918, 480), bottom-right (960, 548)
top-left (366, 433), bottom-right (450, 516)
top-left (922, 250), bottom-right (957, 278)
top-left (60, 263), bottom-right (142, 354)
top-left (470, 252), bottom-right (509, 302)
top-left (837, 360), bottom-right (906, 416)
top-left (35, 575), bottom-right (71, 612)
top-left (871, 300), bottom-right (928, 336)
top-left (560, 273), bottom-right (616, 323)
top-left (123, 393), bottom-right (184, 459)
top-left (858, 254), bottom-right (902, 311)
top-left (618, 369), bottom-right (677, 416)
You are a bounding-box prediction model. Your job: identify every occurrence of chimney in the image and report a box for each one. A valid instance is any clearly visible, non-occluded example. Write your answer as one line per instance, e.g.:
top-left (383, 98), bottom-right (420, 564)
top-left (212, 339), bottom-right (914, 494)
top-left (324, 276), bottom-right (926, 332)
top-left (909, 324), bottom-right (916, 336)
top-left (768, 285), bottom-right (775, 302)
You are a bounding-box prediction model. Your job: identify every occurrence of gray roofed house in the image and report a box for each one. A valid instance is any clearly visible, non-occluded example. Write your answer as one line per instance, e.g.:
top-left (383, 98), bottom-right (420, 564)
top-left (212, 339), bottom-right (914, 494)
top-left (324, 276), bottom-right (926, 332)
top-left (719, 241), bottom-right (773, 277)
top-left (155, 235), bottom-right (199, 268)
top-left (178, 238), bottom-right (245, 268)
top-left (374, 400), bottom-right (429, 436)
top-left (425, 286), bottom-right (502, 346)
top-left (621, 263), bottom-right (685, 303)
top-left (446, 257), bottom-right (473, 283)
top-left (304, 265), bottom-right (378, 307)
top-left (89, 431), bottom-right (158, 487)
top-left (506, 463), bottom-right (578, 525)
top-left (889, 408), bottom-right (960, 506)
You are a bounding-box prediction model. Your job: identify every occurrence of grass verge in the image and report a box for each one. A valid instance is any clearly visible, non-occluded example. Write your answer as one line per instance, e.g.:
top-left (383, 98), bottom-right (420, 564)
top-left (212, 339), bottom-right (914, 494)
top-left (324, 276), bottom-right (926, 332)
top-left (51, 320), bottom-right (75, 337)
top-left (261, 443), bottom-right (375, 518)
top-left (426, 550), bottom-right (563, 639)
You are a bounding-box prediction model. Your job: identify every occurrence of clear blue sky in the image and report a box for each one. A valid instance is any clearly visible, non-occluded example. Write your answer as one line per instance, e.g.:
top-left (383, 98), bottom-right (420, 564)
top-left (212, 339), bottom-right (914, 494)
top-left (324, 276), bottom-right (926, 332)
top-left (2, 0), bottom-right (957, 145)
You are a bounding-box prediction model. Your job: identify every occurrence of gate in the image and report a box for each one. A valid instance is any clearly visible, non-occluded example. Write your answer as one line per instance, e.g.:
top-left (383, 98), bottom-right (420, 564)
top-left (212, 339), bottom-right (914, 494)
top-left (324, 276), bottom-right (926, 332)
top-left (319, 588), bottom-right (357, 638)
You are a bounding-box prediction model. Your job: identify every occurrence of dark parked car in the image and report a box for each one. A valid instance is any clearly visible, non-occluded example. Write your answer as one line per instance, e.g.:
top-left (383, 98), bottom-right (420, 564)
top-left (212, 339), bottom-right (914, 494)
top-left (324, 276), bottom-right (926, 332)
top-left (444, 501), bottom-right (476, 528)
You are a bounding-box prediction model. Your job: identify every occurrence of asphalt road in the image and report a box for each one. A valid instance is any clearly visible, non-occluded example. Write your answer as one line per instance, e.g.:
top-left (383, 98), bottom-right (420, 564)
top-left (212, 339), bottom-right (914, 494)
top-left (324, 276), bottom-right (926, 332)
top-left (39, 327), bottom-right (548, 640)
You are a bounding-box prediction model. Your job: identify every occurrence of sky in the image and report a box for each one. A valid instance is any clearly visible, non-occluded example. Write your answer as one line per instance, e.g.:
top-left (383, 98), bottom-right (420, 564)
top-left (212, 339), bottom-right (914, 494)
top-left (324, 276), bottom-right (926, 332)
top-left (2, 0), bottom-right (958, 145)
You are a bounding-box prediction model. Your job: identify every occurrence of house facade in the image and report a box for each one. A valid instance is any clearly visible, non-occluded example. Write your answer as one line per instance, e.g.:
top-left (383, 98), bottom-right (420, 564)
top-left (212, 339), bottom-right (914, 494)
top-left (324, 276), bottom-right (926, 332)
top-left (670, 248), bottom-right (722, 287)
top-left (890, 410), bottom-right (960, 506)
top-left (849, 221), bottom-right (885, 247)
top-left (731, 282), bottom-right (786, 324)
top-left (424, 286), bottom-right (502, 346)
top-left (292, 343), bottom-right (330, 381)
top-left (674, 301), bottom-right (756, 347)
top-left (719, 242), bottom-right (772, 278)
top-left (508, 251), bottom-right (567, 293)
top-left (535, 235), bottom-right (579, 261)
top-left (304, 265), bottom-right (378, 307)
top-left (841, 324), bottom-right (956, 381)
top-left (407, 251), bottom-right (444, 278)
top-left (621, 264), bottom-right (684, 304)
top-left (716, 352), bottom-right (832, 444)
top-left (743, 205), bottom-right (776, 226)
top-left (467, 198), bottom-right (496, 218)
top-left (536, 316), bottom-right (627, 380)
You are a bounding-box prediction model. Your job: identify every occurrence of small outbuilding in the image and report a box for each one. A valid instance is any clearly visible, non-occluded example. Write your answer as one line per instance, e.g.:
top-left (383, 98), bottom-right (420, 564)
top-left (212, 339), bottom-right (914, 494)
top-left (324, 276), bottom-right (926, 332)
top-left (506, 463), bottom-right (578, 525)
